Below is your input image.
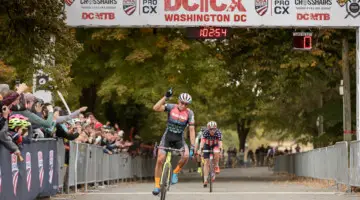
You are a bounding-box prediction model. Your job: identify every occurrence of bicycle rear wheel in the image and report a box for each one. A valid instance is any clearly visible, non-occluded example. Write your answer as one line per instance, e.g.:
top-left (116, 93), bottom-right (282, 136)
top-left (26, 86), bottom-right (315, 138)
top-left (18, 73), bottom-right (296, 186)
top-left (160, 163), bottom-right (171, 200)
top-left (209, 158), bottom-right (213, 193)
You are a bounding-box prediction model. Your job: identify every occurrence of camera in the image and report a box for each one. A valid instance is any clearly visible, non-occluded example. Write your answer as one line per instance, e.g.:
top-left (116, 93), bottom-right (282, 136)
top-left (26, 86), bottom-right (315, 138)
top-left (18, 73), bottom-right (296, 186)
top-left (34, 98), bottom-right (44, 106)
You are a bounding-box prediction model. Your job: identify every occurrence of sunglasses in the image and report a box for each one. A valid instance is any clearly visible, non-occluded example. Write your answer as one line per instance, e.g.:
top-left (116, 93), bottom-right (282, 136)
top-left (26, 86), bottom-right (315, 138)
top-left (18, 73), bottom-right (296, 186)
top-left (209, 128), bottom-right (216, 131)
top-left (179, 101), bottom-right (189, 106)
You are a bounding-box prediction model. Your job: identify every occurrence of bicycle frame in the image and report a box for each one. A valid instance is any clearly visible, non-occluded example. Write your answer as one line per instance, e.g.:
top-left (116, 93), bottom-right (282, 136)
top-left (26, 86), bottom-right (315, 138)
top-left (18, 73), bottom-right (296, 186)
top-left (155, 145), bottom-right (185, 199)
top-left (161, 150), bottom-right (173, 189)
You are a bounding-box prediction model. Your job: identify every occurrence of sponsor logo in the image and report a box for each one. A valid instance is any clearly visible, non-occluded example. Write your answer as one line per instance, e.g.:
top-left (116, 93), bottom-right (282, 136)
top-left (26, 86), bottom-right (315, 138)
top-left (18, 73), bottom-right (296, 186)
top-left (165, 0), bottom-right (246, 12)
top-left (38, 151), bottom-right (44, 188)
top-left (123, 0), bottom-right (136, 15)
top-left (82, 12), bottom-right (115, 19)
top-left (297, 13), bottom-right (330, 20)
top-left (337, 0), bottom-right (349, 7)
top-left (345, 0), bottom-right (360, 18)
top-left (295, 0), bottom-right (332, 6)
top-left (294, 0), bottom-right (332, 11)
top-left (80, 0), bottom-right (117, 4)
top-left (255, 0), bottom-right (268, 16)
top-left (273, 0), bottom-right (290, 15)
top-left (64, 0), bottom-right (75, 6)
top-left (142, 0), bottom-right (158, 14)
top-left (26, 152), bottom-right (32, 192)
top-left (79, 0), bottom-right (117, 9)
top-left (49, 150), bottom-right (54, 184)
top-left (12, 154), bottom-right (19, 196)
top-left (170, 112), bottom-right (187, 121)
top-left (164, 0), bottom-right (247, 23)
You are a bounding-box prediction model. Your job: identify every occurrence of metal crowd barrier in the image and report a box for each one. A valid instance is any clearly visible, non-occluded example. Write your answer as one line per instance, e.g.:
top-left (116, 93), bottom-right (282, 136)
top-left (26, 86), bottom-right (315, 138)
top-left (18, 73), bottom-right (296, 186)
top-left (60, 141), bottom-right (198, 193)
top-left (350, 140), bottom-right (360, 187)
top-left (273, 142), bottom-right (352, 190)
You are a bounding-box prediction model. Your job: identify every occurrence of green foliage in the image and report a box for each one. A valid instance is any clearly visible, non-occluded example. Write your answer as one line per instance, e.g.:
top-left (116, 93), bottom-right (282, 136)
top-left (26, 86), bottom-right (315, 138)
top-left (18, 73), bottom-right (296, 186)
top-left (221, 129), bottom-right (239, 151)
top-left (0, 0), bottom-right (82, 88)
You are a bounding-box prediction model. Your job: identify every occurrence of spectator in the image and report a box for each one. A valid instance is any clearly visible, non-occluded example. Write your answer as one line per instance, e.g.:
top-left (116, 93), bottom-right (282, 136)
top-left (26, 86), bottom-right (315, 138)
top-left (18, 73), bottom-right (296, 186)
top-left (247, 149), bottom-right (255, 166)
top-left (0, 105), bottom-right (21, 157)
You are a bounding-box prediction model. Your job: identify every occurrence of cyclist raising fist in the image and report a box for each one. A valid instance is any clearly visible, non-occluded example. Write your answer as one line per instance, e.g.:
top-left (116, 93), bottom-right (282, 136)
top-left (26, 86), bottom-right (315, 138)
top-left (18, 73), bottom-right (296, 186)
top-left (152, 88), bottom-right (196, 196)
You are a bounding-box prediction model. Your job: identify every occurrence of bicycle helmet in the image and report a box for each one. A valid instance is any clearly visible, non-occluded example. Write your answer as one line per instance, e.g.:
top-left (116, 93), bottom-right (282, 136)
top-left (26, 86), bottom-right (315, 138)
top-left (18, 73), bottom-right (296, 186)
top-left (178, 93), bottom-right (192, 104)
top-left (207, 121), bottom-right (217, 129)
top-left (19, 120), bottom-right (31, 129)
top-left (8, 115), bottom-right (31, 129)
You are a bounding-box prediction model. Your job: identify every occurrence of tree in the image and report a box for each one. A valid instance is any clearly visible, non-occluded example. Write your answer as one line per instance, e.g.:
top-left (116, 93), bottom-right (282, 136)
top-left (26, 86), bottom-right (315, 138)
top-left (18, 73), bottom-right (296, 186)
top-left (0, 0), bottom-right (82, 89)
top-left (68, 28), bottom-right (226, 138)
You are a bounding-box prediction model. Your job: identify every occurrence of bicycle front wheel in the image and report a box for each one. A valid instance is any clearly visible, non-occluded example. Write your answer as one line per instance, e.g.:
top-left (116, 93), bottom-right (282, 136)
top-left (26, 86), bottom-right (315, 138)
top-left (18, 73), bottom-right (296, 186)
top-left (209, 158), bottom-right (213, 193)
top-left (160, 163), bottom-right (171, 200)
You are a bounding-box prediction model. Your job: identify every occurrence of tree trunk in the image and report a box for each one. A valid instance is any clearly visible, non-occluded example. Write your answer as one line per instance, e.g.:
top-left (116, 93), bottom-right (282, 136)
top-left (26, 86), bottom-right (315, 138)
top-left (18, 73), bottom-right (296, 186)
top-left (79, 84), bottom-right (97, 113)
top-left (237, 119), bottom-right (252, 151)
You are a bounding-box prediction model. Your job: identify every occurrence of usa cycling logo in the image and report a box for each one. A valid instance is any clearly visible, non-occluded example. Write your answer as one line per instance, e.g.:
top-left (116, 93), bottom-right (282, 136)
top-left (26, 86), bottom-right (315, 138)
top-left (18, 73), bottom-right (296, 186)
top-left (338, 0), bottom-right (360, 18)
top-left (64, 0), bottom-right (74, 6)
top-left (255, 0), bottom-right (268, 16)
top-left (12, 154), bottom-right (19, 196)
top-left (26, 152), bottom-right (32, 192)
top-left (49, 150), bottom-right (54, 184)
top-left (38, 151), bottom-right (44, 188)
top-left (123, 0), bottom-right (136, 15)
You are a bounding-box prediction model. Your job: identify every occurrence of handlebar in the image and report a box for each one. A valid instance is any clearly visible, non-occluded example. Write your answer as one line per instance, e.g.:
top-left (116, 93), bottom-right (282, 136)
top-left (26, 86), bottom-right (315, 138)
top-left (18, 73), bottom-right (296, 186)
top-left (152, 142), bottom-right (185, 158)
top-left (156, 145), bottom-right (185, 152)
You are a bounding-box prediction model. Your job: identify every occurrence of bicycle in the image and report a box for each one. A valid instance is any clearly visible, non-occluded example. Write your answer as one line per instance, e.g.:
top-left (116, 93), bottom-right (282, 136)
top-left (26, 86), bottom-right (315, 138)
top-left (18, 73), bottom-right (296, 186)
top-left (153, 143), bottom-right (185, 200)
top-left (202, 148), bottom-right (216, 193)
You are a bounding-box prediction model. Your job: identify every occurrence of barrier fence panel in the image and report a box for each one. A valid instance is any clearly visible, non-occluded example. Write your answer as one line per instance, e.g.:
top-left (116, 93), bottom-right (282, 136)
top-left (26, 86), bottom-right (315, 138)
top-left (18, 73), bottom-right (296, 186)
top-left (350, 141), bottom-right (360, 187)
top-left (68, 141), bottom-right (76, 193)
top-left (86, 145), bottom-right (97, 186)
top-left (335, 142), bottom-right (349, 186)
top-left (103, 154), bottom-right (110, 183)
top-left (122, 153), bottom-right (132, 179)
top-left (274, 141), bottom-right (351, 190)
top-left (95, 147), bottom-right (104, 183)
top-left (57, 139), bottom-right (66, 193)
top-left (0, 139), bottom-right (59, 200)
top-left (76, 143), bottom-right (88, 185)
top-left (326, 146), bottom-right (336, 181)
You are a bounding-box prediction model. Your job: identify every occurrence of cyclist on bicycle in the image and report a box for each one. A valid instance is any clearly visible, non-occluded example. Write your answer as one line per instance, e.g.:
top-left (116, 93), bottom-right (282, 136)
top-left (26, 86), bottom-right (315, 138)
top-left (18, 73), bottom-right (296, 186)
top-left (194, 126), bottom-right (205, 174)
top-left (152, 88), bottom-right (196, 195)
top-left (199, 121), bottom-right (222, 187)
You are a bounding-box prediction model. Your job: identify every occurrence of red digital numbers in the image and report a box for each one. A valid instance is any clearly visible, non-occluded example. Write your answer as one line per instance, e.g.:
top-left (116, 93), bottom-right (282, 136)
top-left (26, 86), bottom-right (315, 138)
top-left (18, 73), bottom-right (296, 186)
top-left (303, 36), bottom-right (312, 49)
top-left (199, 27), bottom-right (228, 38)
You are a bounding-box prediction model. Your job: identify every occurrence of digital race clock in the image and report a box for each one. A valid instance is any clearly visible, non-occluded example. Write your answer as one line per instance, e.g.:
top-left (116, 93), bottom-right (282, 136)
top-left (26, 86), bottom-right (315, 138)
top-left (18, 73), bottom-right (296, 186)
top-left (186, 27), bottom-right (231, 39)
top-left (293, 32), bottom-right (312, 50)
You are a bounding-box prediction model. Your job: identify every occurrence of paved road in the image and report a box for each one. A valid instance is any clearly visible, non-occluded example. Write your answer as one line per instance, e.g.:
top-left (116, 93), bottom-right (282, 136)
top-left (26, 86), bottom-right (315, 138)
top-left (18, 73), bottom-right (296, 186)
top-left (53, 167), bottom-right (359, 200)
